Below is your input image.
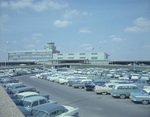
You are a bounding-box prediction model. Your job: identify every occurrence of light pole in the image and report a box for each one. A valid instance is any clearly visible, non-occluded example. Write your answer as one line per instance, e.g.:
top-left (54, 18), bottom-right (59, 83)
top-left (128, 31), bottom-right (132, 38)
top-left (0, 41), bottom-right (9, 67)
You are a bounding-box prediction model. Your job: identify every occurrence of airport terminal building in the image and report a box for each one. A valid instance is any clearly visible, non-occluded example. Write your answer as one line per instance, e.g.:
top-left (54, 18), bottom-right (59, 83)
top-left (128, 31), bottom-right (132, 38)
top-left (8, 42), bottom-right (109, 65)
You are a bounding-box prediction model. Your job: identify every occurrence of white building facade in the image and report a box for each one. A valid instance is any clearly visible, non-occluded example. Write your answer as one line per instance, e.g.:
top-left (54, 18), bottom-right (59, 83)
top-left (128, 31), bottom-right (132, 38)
top-left (52, 52), bottom-right (109, 64)
top-left (8, 42), bottom-right (109, 64)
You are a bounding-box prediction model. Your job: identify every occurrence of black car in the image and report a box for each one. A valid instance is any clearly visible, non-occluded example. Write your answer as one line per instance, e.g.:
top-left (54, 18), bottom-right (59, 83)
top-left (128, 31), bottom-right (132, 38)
top-left (85, 81), bottom-right (105, 91)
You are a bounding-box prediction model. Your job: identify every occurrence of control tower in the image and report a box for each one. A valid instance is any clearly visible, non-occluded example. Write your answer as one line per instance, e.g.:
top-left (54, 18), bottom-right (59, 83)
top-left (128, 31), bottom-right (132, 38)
top-left (44, 42), bottom-right (60, 53)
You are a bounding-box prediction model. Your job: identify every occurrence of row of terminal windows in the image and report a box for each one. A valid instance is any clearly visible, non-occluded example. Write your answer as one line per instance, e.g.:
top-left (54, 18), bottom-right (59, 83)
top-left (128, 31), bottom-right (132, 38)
top-left (57, 57), bottom-right (98, 59)
top-left (9, 52), bottom-right (51, 55)
top-left (57, 53), bottom-right (98, 56)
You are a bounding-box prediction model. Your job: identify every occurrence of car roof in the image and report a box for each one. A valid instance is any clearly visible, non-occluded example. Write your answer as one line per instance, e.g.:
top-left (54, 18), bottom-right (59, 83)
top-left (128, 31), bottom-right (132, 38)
top-left (143, 89), bottom-right (150, 93)
top-left (1, 78), bottom-right (15, 81)
top-left (33, 103), bottom-right (67, 113)
top-left (11, 86), bottom-right (34, 92)
top-left (115, 84), bottom-right (137, 87)
top-left (17, 92), bottom-right (38, 97)
top-left (5, 82), bottom-right (22, 86)
top-left (24, 96), bottom-right (46, 102)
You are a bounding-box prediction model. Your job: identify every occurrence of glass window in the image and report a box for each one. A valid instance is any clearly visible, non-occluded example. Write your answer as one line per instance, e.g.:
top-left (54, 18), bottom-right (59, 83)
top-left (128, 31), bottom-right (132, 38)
top-left (91, 57), bottom-right (97, 60)
top-left (108, 85), bottom-right (113, 88)
top-left (23, 101), bottom-right (32, 107)
top-left (58, 57), bottom-right (63, 59)
top-left (91, 53), bottom-right (97, 55)
top-left (68, 53), bottom-right (74, 55)
top-left (16, 95), bottom-right (23, 100)
top-left (39, 99), bottom-right (47, 104)
top-left (50, 111), bottom-right (57, 117)
top-left (118, 86), bottom-right (124, 89)
top-left (132, 86), bottom-right (137, 89)
top-left (80, 53), bottom-right (85, 55)
top-left (32, 101), bottom-right (38, 107)
top-left (68, 57), bottom-right (74, 59)
top-left (57, 110), bottom-right (65, 115)
top-left (80, 57), bottom-right (85, 59)
top-left (32, 110), bottom-right (48, 117)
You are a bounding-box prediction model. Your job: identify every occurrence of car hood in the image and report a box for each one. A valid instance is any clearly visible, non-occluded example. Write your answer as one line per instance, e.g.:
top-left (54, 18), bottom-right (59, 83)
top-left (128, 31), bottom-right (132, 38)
top-left (17, 106), bottom-right (30, 116)
top-left (130, 92), bottom-right (148, 97)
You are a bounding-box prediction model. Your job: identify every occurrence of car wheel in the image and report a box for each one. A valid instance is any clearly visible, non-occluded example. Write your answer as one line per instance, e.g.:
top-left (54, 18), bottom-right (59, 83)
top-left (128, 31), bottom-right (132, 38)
top-left (120, 94), bottom-right (126, 99)
top-left (142, 100), bottom-right (149, 105)
top-left (79, 86), bottom-right (83, 89)
top-left (102, 92), bottom-right (107, 95)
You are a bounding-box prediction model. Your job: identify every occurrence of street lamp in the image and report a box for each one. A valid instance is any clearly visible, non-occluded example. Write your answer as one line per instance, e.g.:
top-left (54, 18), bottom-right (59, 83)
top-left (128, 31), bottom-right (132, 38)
top-left (0, 41), bottom-right (9, 67)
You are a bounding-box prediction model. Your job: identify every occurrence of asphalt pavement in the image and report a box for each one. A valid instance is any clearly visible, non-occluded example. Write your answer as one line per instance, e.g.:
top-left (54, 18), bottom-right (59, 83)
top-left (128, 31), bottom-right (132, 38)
top-left (16, 75), bottom-right (150, 117)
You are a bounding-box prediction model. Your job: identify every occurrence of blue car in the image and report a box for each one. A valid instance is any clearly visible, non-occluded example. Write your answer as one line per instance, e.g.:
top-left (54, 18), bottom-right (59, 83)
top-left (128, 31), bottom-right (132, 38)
top-left (130, 88), bottom-right (150, 105)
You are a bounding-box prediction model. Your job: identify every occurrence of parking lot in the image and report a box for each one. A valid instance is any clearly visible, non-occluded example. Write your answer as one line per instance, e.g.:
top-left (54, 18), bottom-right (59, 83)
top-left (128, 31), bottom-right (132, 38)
top-left (16, 73), bottom-right (150, 117)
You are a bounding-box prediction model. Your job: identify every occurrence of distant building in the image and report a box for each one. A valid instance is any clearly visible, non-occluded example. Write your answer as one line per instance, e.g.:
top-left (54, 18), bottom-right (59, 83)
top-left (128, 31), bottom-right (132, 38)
top-left (8, 42), bottom-right (109, 64)
top-left (8, 42), bottom-right (59, 62)
top-left (52, 52), bottom-right (109, 64)
top-left (8, 50), bottom-right (52, 62)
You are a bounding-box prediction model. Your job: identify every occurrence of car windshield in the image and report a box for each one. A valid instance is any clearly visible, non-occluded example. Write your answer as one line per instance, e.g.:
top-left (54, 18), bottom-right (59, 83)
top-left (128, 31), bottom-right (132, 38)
top-left (32, 110), bottom-right (48, 117)
top-left (16, 95), bottom-right (23, 100)
top-left (141, 90), bottom-right (148, 94)
top-left (23, 101), bottom-right (31, 107)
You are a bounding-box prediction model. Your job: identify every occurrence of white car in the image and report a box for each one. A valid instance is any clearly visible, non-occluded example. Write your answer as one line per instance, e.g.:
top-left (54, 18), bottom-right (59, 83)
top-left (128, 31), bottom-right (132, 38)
top-left (15, 92), bottom-right (39, 100)
top-left (59, 77), bottom-right (76, 85)
top-left (95, 83), bottom-right (117, 95)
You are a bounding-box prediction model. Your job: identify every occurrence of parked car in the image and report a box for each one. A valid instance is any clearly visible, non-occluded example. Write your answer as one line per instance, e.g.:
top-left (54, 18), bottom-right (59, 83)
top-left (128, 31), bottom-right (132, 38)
top-left (67, 78), bottom-right (80, 86)
top-left (3, 82), bottom-right (23, 88)
top-left (9, 87), bottom-right (40, 98)
top-left (133, 79), bottom-right (149, 89)
top-left (0, 76), bottom-right (13, 82)
top-left (72, 80), bottom-right (92, 89)
top-left (5, 83), bottom-right (25, 94)
top-left (18, 96), bottom-right (57, 116)
top-left (130, 89), bottom-right (150, 105)
top-left (13, 91), bottom-right (49, 105)
top-left (29, 103), bottom-right (79, 117)
top-left (59, 77), bottom-right (75, 85)
top-left (111, 84), bottom-right (141, 99)
top-left (95, 83), bottom-right (117, 95)
top-left (13, 92), bottom-right (39, 105)
top-left (130, 74), bottom-right (140, 80)
top-left (84, 81), bottom-right (105, 91)
top-left (1, 79), bottom-right (19, 86)
top-left (93, 76), bottom-right (112, 83)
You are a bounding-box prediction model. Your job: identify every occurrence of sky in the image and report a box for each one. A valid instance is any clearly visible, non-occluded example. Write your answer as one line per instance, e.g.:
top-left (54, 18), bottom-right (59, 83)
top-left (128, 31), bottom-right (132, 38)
top-left (0, 0), bottom-right (150, 61)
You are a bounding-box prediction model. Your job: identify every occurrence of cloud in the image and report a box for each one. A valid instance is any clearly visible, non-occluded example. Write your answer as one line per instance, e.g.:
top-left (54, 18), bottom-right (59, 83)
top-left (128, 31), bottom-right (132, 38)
top-left (0, 0), bottom-right (68, 12)
top-left (53, 20), bottom-right (72, 27)
top-left (79, 27), bottom-right (92, 33)
top-left (64, 9), bottom-right (79, 19)
top-left (23, 33), bottom-right (42, 43)
top-left (80, 43), bottom-right (94, 50)
top-left (134, 17), bottom-right (150, 27)
top-left (82, 11), bottom-right (89, 16)
top-left (124, 17), bottom-right (150, 32)
top-left (109, 35), bottom-right (125, 42)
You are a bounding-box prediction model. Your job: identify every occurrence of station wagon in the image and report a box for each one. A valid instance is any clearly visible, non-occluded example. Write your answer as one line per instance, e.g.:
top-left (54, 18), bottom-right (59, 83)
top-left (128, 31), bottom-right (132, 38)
top-left (111, 84), bottom-right (141, 99)
top-left (18, 96), bottom-right (57, 116)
